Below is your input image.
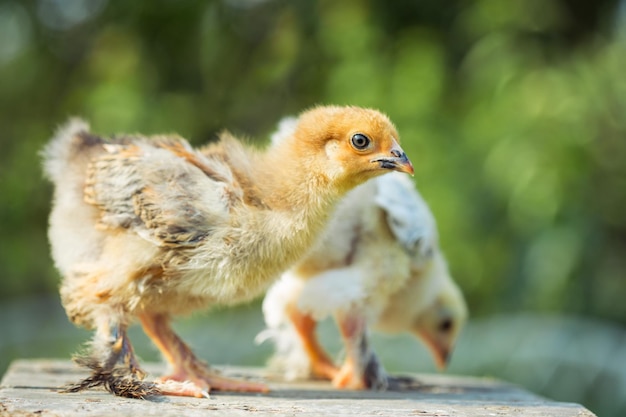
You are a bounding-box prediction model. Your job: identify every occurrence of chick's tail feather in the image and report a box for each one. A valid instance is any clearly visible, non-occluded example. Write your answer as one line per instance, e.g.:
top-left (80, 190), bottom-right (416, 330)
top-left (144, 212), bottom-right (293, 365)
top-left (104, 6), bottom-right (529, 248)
top-left (41, 118), bottom-right (94, 183)
top-left (255, 275), bottom-right (312, 381)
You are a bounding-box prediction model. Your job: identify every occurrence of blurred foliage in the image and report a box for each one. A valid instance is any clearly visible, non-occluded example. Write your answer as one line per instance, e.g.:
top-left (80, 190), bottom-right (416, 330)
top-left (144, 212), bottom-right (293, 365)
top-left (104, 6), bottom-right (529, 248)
top-left (2, 0), bottom-right (625, 321)
top-left (1, 0), bottom-right (625, 414)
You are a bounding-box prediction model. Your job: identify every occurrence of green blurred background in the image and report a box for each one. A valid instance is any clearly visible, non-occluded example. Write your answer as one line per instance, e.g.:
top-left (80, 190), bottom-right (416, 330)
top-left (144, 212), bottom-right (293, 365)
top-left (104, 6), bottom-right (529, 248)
top-left (1, 0), bottom-right (625, 415)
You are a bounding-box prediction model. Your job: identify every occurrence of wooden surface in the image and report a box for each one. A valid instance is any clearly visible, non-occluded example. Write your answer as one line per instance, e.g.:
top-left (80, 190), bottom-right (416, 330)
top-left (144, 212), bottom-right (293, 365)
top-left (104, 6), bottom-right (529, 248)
top-left (0, 360), bottom-right (596, 417)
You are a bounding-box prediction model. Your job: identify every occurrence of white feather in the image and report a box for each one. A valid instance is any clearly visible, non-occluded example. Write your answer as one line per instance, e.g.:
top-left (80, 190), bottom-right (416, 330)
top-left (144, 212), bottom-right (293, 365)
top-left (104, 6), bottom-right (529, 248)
top-left (41, 118), bottom-right (90, 183)
top-left (269, 116), bottom-right (298, 146)
top-left (374, 172), bottom-right (438, 259)
top-left (296, 267), bottom-right (367, 320)
top-left (256, 273), bottom-right (312, 380)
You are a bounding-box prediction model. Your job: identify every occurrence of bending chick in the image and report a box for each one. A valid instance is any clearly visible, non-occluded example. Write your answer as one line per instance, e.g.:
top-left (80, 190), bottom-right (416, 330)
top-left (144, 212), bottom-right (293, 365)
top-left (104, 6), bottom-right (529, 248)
top-left (41, 106), bottom-right (413, 398)
top-left (259, 169), bottom-right (466, 390)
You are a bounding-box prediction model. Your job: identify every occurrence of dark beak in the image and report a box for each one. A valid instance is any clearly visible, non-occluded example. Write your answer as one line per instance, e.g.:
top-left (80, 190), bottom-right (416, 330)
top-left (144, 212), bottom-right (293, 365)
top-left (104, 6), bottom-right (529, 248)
top-left (371, 140), bottom-right (414, 175)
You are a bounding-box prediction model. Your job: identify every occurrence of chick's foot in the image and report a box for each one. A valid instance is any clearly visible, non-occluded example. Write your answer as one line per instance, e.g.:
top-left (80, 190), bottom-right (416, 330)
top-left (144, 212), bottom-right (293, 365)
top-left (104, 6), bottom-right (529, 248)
top-left (153, 379), bottom-right (209, 398)
top-left (331, 352), bottom-right (388, 390)
top-left (155, 363), bottom-right (268, 397)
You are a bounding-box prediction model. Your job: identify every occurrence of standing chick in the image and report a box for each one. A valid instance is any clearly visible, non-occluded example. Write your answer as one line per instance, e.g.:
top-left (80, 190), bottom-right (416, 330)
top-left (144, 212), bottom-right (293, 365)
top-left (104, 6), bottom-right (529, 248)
top-left (42, 106), bottom-right (413, 398)
top-left (258, 171), bottom-right (467, 390)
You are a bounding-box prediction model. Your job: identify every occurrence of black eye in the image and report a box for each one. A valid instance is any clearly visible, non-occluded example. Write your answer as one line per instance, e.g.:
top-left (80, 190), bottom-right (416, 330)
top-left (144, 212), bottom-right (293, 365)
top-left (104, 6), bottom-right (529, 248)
top-left (351, 133), bottom-right (371, 150)
top-left (439, 318), bottom-right (453, 333)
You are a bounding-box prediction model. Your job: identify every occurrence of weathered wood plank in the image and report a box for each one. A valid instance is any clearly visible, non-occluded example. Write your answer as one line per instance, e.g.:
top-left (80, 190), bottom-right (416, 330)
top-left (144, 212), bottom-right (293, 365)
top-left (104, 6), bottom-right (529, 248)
top-left (0, 360), bottom-right (596, 417)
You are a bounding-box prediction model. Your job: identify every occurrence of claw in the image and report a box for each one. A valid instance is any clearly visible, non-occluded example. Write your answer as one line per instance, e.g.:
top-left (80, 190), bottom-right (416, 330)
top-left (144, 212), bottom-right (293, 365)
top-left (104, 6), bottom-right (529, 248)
top-left (155, 379), bottom-right (210, 398)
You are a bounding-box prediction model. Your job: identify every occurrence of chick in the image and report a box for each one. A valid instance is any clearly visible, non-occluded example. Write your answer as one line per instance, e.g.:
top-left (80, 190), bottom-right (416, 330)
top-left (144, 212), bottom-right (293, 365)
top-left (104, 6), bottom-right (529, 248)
top-left (41, 106), bottom-right (413, 398)
top-left (258, 171), bottom-right (467, 390)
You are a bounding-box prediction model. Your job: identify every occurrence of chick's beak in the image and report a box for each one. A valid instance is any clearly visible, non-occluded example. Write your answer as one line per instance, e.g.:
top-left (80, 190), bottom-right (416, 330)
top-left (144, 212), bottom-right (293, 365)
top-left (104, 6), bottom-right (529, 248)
top-left (371, 140), bottom-right (414, 175)
top-left (433, 347), bottom-right (450, 371)
top-left (417, 330), bottom-right (451, 370)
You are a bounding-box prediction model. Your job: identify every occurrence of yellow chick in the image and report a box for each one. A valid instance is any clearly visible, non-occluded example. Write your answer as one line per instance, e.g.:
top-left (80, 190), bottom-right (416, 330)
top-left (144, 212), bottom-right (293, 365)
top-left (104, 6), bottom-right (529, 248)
top-left (41, 106), bottom-right (413, 398)
top-left (258, 168), bottom-right (466, 390)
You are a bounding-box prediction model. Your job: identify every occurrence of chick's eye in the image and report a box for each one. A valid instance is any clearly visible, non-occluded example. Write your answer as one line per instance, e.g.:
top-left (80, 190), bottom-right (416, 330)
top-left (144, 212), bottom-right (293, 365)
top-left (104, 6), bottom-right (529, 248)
top-left (439, 318), bottom-right (453, 333)
top-left (351, 133), bottom-right (371, 150)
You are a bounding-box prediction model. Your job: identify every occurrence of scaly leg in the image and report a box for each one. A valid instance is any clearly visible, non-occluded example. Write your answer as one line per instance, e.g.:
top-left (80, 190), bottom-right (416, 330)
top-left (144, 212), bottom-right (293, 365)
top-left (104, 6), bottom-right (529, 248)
top-left (333, 310), bottom-right (388, 390)
top-left (286, 305), bottom-right (339, 380)
top-left (139, 313), bottom-right (268, 398)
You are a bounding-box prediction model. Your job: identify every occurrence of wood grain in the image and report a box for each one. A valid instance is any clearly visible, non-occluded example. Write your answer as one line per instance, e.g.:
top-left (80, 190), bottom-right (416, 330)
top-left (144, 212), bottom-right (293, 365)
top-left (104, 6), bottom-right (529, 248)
top-left (0, 360), bottom-right (596, 417)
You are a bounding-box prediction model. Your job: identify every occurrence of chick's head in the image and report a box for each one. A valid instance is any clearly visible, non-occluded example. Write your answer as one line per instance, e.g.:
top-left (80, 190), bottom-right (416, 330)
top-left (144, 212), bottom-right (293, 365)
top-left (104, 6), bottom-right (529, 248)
top-left (412, 277), bottom-right (468, 370)
top-left (291, 106), bottom-right (414, 192)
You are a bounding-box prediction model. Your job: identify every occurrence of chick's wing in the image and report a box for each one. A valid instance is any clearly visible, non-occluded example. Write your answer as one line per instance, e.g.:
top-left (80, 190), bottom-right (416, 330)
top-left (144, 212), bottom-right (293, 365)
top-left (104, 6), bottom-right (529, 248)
top-left (84, 137), bottom-right (239, 248)
top-left (374, 173), bottom-right (437, 259)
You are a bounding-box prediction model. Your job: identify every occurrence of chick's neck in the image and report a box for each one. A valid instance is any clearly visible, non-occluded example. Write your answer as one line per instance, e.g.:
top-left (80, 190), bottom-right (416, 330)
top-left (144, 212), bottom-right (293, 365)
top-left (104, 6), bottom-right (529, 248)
top-left (252, 141), bottom-right (342, 214)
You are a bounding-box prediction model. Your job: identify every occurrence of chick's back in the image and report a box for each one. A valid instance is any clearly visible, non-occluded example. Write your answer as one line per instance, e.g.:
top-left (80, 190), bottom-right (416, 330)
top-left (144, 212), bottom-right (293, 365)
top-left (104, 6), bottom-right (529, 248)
top-left (43, 120), bottom-right (263, 326)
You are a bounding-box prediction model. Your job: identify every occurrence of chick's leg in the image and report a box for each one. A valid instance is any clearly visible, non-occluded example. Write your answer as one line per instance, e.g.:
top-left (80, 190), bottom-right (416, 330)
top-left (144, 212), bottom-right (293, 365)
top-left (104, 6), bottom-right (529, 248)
top-left (333, 310), bottom-right (388, 390)
top-left (139, 313), bottom-right (268, 398)
top-left (65, 319), bottom-right (159, 398)
top-left (287, 305), bottom-right (339, 380)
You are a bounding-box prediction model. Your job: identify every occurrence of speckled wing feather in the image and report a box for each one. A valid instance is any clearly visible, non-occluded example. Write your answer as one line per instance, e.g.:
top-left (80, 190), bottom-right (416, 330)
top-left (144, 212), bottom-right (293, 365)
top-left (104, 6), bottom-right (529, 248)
top-left (83, 135), bottom-right (239, 248)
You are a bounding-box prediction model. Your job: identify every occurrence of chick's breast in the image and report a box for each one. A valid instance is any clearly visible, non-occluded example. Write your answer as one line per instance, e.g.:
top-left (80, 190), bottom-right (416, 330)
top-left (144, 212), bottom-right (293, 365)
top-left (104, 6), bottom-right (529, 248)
top-left (291, 178), bottom-right (413, 320)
